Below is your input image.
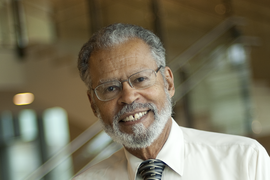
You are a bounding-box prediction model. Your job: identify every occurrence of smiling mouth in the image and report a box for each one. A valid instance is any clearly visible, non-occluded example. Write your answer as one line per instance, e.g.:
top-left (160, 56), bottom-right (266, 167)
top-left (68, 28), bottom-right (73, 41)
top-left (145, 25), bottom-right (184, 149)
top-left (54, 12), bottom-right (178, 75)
top-left (121, 110), bottom-right (150, 122)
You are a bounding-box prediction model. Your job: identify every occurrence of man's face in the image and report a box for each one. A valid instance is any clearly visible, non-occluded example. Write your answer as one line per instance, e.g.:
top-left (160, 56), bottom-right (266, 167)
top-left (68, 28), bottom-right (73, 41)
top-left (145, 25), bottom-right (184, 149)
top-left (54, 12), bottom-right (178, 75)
top-left (88, 38), bottom-right (175, 148)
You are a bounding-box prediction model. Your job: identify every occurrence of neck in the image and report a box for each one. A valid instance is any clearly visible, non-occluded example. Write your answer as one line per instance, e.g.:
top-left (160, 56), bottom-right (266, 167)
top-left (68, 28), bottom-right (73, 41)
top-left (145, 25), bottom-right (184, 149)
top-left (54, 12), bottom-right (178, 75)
top-left (125, 117), bottom-right (172, 160)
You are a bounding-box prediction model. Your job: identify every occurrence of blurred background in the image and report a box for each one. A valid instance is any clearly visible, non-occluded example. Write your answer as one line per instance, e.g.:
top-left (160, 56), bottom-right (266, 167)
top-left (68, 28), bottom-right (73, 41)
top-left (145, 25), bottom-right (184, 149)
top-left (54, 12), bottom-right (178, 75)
top-left (0, 0), bottom-right (270, 179)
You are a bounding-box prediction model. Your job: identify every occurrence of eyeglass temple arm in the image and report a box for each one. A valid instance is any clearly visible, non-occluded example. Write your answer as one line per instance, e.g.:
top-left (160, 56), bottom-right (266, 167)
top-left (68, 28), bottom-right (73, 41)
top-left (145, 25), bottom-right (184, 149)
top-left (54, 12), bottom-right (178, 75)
top-left (156, 65), bottom-right (164, 73)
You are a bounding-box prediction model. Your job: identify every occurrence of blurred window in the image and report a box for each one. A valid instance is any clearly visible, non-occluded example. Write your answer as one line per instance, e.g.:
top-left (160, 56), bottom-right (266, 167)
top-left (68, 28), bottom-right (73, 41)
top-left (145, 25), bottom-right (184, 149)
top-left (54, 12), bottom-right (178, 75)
top-left (18, 109), bottom-right (38, 142)
top-left (0, 111), bottom-right (14, 142)
top-left (43, 107), bottom-right (73, 180)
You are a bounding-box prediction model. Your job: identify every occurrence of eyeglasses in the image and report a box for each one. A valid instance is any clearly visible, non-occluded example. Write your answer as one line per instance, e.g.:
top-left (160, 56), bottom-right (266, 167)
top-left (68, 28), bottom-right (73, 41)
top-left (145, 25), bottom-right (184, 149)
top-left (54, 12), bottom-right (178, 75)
top-left (92, 66), bottom-right (163, 101)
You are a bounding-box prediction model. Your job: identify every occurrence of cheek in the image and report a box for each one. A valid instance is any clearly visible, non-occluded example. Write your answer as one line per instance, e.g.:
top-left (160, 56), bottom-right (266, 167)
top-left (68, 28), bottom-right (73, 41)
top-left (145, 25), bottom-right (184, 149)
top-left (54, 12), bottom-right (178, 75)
top-left (143, 86), bottom-right (166, 109)
top-left (96, 101), bottom-right (119, 124)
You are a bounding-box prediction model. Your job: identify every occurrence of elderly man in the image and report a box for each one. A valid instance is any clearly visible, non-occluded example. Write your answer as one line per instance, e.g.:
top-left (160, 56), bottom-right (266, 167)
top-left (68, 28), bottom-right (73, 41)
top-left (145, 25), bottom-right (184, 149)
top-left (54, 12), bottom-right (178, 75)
top-left (74, 23), bottom-right (270, 180)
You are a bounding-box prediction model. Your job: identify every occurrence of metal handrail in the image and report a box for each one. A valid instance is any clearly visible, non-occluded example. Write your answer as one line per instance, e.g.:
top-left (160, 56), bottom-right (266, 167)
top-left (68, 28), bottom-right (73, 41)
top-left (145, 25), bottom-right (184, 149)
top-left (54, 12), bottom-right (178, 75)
top-left (173, 55), bottom-right (226, 102)
top-left (168, 16), bottom-right (244, 72)
top-left (72, 142), bottom-right (123, 179)
top-left (23, 120), bottom-right (103, 180)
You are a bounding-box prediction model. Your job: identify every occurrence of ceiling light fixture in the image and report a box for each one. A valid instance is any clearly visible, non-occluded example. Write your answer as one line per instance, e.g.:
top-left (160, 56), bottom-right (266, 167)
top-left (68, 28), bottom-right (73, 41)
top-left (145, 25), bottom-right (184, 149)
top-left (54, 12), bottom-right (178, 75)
top-left (13, 92), bottom-right (35, 105)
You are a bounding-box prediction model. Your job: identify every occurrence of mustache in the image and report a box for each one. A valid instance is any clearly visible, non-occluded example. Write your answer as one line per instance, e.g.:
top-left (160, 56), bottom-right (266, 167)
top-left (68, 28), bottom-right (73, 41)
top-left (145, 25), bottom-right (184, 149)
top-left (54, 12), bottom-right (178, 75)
top-left (113, 102), bottom-right (156, 122)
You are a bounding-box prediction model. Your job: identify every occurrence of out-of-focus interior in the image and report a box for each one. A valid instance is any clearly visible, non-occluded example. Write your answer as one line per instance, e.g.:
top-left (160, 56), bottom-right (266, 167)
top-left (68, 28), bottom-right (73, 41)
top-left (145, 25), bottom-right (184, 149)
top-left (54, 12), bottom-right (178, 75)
top-left (0, 0), bottom-right (270, 179)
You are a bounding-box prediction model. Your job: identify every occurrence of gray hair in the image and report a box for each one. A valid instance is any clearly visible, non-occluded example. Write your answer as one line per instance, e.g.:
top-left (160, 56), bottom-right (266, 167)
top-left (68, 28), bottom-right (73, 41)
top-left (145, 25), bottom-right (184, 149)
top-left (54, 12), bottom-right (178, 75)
top-left (77, 23), bottom-right (166, 89)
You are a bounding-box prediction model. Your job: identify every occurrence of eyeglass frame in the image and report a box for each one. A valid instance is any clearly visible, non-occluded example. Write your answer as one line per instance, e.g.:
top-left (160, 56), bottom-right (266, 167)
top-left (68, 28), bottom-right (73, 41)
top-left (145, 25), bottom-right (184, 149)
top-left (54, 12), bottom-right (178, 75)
top-left (91, 66), bottom-right (164, 101)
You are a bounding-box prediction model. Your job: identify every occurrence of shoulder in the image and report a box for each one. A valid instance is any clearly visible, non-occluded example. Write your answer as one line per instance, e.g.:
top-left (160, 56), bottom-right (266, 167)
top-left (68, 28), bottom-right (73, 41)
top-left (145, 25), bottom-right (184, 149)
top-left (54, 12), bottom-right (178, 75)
top-left (178, 126), bottom-right (270, 179)
top-left (73, 148), bottom-right (128, 180)
top-left (180, 126), bottom-right (262, 151)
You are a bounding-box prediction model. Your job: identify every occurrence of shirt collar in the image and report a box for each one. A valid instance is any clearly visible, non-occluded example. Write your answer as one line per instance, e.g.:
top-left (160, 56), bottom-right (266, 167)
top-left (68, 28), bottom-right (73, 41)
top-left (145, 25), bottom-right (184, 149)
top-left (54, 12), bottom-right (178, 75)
top-left (124, 118), bottom-right (184, 180)
top-left (124, 149), bottom-right (143, 180)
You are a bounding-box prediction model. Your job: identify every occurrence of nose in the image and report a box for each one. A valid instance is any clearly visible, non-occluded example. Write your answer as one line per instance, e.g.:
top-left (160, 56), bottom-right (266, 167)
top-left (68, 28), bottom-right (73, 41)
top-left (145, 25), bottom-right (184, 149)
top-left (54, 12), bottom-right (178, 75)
top-left (117, 81), bottom-right (139, 105)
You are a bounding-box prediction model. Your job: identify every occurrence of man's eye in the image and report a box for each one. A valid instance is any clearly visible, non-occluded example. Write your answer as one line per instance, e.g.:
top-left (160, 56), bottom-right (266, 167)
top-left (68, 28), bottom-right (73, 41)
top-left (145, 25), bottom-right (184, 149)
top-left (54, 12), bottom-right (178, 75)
top-left (136, 77), bottom-right (147, 82)
top-left (106, 86), bottom-right (117, 92)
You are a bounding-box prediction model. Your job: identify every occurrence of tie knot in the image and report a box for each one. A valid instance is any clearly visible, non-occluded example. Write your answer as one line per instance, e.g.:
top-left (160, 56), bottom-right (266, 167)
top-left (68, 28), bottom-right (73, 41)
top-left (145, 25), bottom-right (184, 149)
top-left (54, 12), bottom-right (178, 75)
top-left (138, 159), bottom-right (166, 180)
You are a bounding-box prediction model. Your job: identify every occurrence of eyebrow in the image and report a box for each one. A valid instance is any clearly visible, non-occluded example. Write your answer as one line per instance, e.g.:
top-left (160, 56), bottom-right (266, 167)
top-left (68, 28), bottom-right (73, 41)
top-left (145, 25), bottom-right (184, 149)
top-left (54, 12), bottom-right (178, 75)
top-left (99, 78), bottom-right (119, 84)
top-left (97, 67), bottom-right (149, 85)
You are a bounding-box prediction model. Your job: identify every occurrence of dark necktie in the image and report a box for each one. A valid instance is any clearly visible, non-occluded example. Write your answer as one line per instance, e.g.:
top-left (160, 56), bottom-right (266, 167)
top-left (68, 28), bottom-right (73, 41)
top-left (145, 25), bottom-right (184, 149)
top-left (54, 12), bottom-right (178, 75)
top-left (138, 159), bottom-right (166, 180)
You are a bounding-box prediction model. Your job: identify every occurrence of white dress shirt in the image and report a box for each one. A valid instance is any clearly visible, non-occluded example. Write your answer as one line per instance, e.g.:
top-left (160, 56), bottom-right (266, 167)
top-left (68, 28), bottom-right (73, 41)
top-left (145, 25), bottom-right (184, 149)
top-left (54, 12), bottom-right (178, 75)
top-left (73, 118), bottom-right (270, 180)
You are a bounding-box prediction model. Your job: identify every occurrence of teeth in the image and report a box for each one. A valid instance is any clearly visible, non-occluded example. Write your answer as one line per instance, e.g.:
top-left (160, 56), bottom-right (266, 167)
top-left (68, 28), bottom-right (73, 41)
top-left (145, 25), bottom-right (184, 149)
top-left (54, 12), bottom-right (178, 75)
top-left (129, 115), bottom-right (134, 120)
top-left (122, 111), bottom-right (148, 122)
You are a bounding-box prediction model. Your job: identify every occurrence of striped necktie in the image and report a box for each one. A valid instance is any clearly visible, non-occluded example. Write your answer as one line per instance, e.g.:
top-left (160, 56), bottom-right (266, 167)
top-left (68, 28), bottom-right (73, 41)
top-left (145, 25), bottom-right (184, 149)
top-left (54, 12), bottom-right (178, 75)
top-left (138, 159), bottom-right (166, 180)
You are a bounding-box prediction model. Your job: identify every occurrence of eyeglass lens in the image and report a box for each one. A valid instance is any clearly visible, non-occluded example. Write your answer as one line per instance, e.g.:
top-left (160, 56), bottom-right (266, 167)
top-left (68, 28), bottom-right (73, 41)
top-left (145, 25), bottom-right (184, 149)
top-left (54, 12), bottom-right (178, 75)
top-left (95, 69), bottom-right (156, 101)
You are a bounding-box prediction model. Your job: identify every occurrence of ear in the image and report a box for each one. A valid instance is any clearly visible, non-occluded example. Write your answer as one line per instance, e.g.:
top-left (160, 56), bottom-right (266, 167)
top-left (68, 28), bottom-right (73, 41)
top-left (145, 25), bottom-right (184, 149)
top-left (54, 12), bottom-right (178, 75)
top-left (164, 66), bottom-right (175, 98)
top-left (87, 90), bottom-right (98, 117)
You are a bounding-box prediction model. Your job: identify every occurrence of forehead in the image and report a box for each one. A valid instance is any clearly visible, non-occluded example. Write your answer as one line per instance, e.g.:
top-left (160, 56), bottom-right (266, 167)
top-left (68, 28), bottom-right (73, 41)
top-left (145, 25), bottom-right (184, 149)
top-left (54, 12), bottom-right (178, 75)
top-left (89, 39), bottom-right (157, 84)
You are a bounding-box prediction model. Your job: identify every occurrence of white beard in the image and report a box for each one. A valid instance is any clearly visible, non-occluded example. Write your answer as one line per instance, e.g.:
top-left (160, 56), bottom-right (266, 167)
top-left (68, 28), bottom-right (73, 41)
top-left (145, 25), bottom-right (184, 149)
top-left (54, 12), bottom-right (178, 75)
top-left (96, 89), bottom-right (172, 149)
